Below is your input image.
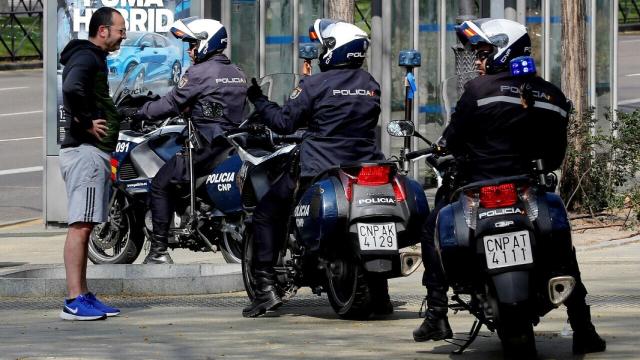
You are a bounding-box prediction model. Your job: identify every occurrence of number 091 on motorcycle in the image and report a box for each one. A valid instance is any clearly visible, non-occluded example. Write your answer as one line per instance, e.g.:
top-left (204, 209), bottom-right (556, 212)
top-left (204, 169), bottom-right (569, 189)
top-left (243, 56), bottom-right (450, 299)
top-left (357, 223), bottom-right (398, 251)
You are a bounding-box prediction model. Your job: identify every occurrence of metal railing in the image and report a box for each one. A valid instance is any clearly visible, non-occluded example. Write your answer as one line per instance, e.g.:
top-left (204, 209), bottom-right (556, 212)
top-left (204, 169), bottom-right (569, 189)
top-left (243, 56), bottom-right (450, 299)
top-left (0, 0), bottom-right (43, 61)
top-left (619, 0), bottom-right (640, 31)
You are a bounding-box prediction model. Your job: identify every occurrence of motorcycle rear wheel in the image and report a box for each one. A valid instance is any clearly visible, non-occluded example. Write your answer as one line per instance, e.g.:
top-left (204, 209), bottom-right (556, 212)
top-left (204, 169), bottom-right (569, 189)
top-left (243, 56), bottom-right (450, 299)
top-left (496, 303), bottom-right (537, 359)
top-left (88, 191), bottom-right (144, 264)
top-left (326, 257), bottom-right (373, 319)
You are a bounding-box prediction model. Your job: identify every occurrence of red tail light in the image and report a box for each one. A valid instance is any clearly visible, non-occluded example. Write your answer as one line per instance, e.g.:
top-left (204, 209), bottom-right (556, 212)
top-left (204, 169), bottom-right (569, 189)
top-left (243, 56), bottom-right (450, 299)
top-left (479, 183), bottom-right (517, 208)
top-left (344, 165), bottom-right (393, 201)
top-left (392, 177), bottom-right (405, 202)
top-left (357, 165), bottom-right (391, 185)
top-left (110, 158), bottom-right (119, 182)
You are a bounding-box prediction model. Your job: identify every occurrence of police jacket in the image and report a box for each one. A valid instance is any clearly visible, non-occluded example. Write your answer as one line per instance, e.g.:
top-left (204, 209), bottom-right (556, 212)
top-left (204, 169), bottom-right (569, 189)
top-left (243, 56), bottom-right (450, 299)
top-left (252, 68), bottom-right (384, 177)
top-left (60, 39), bottom-right (120, 152)
top-left (140, 53), bottom-right (247, 142)
top-left (442, 71), bottom-right (571, 182)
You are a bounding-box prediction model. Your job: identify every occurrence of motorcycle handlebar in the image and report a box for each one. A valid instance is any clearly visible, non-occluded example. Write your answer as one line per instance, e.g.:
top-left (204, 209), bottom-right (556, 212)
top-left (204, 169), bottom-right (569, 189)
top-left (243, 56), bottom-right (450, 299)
top-left (405, 147), bottom-right (434, 160)
top-left (272, 134), bottom-right (303, 144)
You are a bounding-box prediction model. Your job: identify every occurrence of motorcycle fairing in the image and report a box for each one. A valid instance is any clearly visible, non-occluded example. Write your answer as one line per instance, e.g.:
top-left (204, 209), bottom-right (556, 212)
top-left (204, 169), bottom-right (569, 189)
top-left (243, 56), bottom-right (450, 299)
top-left (295, 177), bottom-right (342, 253)
top-left (204, 153), bottom-right (243, 213)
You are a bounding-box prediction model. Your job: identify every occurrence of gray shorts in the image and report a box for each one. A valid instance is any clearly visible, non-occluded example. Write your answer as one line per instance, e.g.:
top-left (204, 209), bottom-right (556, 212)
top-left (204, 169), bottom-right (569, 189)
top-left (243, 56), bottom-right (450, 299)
top-left (59, 144), bottom-right (111, 225)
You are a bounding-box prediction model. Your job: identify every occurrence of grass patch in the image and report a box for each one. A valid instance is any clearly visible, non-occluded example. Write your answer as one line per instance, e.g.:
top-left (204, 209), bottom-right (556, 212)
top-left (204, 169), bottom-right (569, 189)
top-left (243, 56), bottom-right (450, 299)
top-left (0, 15), bottom-right (42, 59)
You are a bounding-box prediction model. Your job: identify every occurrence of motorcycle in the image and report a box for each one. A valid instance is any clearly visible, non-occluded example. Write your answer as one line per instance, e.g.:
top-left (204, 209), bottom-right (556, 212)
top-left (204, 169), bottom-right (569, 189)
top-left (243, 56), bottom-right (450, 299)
top-left (397, 64), bottom-right (578, 356)
top-left (88, 63), bottom-right (246, 264)
top-left (230, 74), bottom-right (428, 319)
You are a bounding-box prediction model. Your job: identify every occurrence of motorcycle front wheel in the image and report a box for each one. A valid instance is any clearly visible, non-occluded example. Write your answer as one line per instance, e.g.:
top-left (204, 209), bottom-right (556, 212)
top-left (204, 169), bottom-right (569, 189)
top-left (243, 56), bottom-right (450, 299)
top-left (326, 257), bottom-right (373, 319)
top-left (219, 215), bottom-right (244, 264)
top-left (88, 190), bottom-right (144, 264)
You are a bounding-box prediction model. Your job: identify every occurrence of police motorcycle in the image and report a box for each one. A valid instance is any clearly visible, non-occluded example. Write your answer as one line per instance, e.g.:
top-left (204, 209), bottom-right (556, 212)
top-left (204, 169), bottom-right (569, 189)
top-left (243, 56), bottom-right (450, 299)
top-left (398, 57), bottom-right (578, 356)
top-left (229, 68), bottom-right (428, 320)
top-left (88, 63), bottom-right (245, 264)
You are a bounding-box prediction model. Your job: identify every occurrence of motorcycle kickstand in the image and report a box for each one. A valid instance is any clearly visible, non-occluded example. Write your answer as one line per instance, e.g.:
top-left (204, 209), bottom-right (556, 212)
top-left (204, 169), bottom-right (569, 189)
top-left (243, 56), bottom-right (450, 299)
top-left (445, 319), bottom-right (483, 355)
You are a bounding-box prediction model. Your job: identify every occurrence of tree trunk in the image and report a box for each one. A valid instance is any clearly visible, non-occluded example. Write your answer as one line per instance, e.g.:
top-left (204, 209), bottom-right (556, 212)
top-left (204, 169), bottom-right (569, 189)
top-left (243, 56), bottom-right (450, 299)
top-left (328, 0), bottom-right (355, 23)
top-left (559, 0), bottom-right (589, 210)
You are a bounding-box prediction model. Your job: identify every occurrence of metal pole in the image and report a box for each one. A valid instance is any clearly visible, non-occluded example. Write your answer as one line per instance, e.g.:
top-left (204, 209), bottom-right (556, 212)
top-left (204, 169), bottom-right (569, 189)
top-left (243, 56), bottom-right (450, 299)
top-left (612, 0), bottom-right (619, 112)
top-left (293, 0), bottom-right (299, 74)
top-left (543, 0), bottom-right (551, 81)
top-left (411, 0), bottom-right (420, 177)
top-left (259, 0), bottom-right (266, 78)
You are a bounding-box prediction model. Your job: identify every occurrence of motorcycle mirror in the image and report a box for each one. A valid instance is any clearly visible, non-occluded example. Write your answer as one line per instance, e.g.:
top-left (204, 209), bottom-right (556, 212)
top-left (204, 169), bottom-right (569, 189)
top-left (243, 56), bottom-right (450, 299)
top-left (387, 120), bottom-right (415, 137)
top-left (299, 43), bottom-right (318, 60)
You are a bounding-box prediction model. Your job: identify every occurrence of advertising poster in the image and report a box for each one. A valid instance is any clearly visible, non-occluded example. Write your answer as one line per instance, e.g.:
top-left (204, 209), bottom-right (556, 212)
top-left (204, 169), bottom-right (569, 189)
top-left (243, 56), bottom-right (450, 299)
top-left (56, 0), bottom-right (192, 144)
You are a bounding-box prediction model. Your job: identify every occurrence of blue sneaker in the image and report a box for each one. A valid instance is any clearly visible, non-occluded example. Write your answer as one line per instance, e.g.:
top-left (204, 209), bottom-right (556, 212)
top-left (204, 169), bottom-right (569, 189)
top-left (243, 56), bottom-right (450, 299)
top-left (59, 294), bottom-right (107, 321)
top-left (85, 292), bottom-right (120, 316)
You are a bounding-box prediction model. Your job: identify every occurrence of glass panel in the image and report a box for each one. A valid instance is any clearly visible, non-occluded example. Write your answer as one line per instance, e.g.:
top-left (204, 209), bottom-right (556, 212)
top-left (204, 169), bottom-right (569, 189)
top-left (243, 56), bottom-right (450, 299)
top-left (298, 0), bottom-right (324, 74)
top-left (595, 0), bottom-right (612, 127)
top-left (548, 0), bottom-right (562, 87)
top-left (389, 1), bottom-right (413, 153)
top-left (230, 0), bottom-right (260, 79)
top-left (418, 0), bottom-right (443, 142)
top-left (525, 0), bottom-right (543, 69)
top-left (266, 0), bottom-right (293, 75)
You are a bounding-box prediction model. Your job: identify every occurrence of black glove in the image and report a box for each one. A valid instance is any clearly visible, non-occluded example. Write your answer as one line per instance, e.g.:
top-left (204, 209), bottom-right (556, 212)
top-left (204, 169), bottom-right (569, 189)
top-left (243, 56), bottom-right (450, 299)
top-left (118, 106), bottom-right (142, 121)
top-left (247, 78), bottom-right (264, 103)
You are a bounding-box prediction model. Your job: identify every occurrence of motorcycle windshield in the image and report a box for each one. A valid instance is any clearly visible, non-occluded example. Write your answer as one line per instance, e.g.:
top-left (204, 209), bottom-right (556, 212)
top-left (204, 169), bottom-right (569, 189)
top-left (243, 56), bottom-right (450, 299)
top-left (438, 71), bottom-right (478, 122)
top-left (254, 73), bottom-right (303, 107)
top-left (111, 62), bottom-right (175, 106)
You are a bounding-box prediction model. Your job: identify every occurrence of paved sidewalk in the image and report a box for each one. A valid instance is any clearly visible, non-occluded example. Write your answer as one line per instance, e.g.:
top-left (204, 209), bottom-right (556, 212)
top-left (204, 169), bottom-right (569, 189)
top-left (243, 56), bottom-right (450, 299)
top-left (0, 220), bottom-right (639, 359)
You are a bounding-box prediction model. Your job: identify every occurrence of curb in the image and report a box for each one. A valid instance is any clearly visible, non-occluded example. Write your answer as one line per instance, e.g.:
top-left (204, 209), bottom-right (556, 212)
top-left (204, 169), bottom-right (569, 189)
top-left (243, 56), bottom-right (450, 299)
top-left (0, 61), bottom-right (43, 71)
top-left (0, 263), bottom-right (244, 297)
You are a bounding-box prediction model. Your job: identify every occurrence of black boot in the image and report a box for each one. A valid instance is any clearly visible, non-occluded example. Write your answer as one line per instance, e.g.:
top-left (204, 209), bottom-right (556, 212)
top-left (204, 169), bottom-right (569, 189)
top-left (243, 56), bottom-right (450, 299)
top-left (143, 234), bottom-right (174, 264)
top-left (413, 306), bottom-right (453, 342)
top-left (242, 266), bottom-right (282, 318)
top-left (568, 305), bottom-right (606, 354)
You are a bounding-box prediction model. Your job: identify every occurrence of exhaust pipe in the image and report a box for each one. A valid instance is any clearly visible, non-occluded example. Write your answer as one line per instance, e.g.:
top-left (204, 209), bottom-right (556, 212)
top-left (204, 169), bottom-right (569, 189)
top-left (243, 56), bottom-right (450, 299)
top-left (400, 251), bottom-right (422, 276)
top-left (548, 276), bottom-right (576, 306)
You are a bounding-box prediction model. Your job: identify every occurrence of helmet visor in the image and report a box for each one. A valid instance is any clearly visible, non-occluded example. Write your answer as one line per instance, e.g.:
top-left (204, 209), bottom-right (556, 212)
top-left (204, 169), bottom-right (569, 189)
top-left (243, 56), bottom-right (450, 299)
top-left (311, 19), bottom-right (340, 44)
top-left (455, 21), bottom-right (492, 50)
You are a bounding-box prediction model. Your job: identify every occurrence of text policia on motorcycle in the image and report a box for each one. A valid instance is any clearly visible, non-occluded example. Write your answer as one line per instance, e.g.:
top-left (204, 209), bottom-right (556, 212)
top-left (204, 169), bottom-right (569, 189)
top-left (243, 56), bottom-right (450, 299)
top-left (115, 16), bottom-right (248, 265)
top-left (59, 7), bottom-right (124, 321)
top-left (409, 18), bottom-right (605, 357)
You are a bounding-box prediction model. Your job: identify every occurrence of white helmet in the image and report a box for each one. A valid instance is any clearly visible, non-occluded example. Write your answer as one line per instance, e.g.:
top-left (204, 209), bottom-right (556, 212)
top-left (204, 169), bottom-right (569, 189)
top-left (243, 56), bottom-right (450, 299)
top-left (170, 17), bottom-right (227, 63)
top-left (455, 18), bottom-right (531, 74)
top-left (309, 19), bottom-right (370, 72)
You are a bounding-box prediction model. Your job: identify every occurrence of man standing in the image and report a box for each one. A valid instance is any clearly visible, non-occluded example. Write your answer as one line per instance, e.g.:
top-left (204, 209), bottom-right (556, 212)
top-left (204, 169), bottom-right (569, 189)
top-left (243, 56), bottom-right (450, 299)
top-left (58, 7), bottom-right (125, 320)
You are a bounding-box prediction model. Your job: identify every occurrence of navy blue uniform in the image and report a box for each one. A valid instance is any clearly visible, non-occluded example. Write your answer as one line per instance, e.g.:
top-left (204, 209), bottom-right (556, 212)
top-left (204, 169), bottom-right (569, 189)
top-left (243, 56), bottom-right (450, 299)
top-left (442, 71), bottom-right (570, 182)
top-left (253, 68), bottom-right (384, 177)
top-left (141, 53), bottom-right (247, 237)
top-left (420, 72), bottom-right (589, 313)
top-left (251, 68), bottom-right (383, 263)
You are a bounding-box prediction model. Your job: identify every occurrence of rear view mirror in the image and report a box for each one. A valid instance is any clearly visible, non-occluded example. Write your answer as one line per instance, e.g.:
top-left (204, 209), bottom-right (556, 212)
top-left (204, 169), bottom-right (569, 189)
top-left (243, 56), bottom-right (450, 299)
top-left (299, 43), bottom-right (318, 60)
top-left (387, 120), bottom-right (415, 137)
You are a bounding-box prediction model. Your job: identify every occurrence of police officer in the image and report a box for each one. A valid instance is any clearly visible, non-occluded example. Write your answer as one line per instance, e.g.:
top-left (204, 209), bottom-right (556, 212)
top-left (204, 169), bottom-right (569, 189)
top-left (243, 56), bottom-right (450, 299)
top-left (242, 19), bottom-right (386, 317)
top-left (121, 17), bottom-right (247, 264)
top-left (413, 18), bottom-right (605, 355)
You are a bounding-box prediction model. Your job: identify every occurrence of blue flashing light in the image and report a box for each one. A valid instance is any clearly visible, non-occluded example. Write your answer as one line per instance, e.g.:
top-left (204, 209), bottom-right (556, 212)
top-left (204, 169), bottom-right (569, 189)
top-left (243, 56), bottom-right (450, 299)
top-left (509, 56), bottom-right (536, 77)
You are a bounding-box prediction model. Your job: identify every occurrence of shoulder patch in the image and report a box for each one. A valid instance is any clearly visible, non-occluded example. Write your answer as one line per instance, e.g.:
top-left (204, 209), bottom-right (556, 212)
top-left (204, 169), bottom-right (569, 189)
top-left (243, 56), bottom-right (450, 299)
top-left (178, 75), bottom-right (188, 88)
top-left (289, 86), bottom-right (302, 100)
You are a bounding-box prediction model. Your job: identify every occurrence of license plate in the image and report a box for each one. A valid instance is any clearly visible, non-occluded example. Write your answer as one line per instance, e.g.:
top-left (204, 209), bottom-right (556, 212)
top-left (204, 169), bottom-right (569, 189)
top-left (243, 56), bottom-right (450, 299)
top-left (357, 223), bottom-right (397, 251)
top-left (483, 230), bottom-right (533, 270)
